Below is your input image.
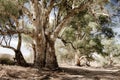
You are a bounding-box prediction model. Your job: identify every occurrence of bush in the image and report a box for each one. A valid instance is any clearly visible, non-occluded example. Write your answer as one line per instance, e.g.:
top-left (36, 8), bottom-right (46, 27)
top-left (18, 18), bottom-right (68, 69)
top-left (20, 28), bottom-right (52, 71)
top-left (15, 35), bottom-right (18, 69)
top-left (0, 58), bottom-right (15, 65)
top-left (0, 54), bottom-right (15, 65)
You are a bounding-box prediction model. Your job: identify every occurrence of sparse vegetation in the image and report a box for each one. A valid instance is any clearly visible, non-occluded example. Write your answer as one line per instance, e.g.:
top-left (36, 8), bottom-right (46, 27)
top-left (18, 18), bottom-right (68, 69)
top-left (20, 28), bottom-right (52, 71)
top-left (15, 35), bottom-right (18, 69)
top-left (0, 0), bottom-right (120, 79)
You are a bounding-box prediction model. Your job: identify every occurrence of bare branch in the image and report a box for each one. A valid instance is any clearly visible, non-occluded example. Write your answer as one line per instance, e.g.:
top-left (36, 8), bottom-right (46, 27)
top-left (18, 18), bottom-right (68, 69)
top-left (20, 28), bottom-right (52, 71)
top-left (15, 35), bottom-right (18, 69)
top-left (58, 37), bottom-right (76, 50)
top-left (0, 44), bottom-right (16, 51)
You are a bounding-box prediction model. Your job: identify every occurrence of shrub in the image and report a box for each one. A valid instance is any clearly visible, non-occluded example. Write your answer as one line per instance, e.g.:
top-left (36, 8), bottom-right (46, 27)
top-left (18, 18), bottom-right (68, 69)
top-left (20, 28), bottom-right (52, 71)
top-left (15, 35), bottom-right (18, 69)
top-left (0, 57), bottom-right (15, 65)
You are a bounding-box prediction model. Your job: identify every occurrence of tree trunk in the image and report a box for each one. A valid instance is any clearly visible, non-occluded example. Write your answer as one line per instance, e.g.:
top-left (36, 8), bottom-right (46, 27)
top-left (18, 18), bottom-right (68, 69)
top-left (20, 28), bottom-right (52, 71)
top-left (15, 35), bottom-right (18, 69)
top-left (32, 43), bottom-right (36, 64)
top-left (34, 34), bottom-right (46, 68)
top-left (14, 33), bottom-right (28, 66)
top-left (34, 34), bottom-right (58, 69)
top-left (14, 50), bottom-right (28, 66)
top-left (30, 0), bottom-right (58, 69)
top-left (45, 35), bottom-right (58, 69)
top-left (75, 54), bottom-right (80, 66)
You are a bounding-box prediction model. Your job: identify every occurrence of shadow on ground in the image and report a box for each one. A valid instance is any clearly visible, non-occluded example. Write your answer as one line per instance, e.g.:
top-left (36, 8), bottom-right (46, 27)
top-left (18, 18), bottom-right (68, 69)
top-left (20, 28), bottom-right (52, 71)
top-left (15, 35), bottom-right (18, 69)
top-left (0, 64), bottom-right (120, 80)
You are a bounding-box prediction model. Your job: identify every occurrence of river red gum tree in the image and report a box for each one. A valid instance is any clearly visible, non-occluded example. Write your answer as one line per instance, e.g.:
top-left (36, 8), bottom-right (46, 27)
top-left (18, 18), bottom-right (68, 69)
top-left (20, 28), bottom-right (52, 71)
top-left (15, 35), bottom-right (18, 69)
top-left (0, 0), bottom-right (30, 66)
top-left (27, 0), bottom-right (95, 69)
top-left (0, 0), bottom-right (108, 69)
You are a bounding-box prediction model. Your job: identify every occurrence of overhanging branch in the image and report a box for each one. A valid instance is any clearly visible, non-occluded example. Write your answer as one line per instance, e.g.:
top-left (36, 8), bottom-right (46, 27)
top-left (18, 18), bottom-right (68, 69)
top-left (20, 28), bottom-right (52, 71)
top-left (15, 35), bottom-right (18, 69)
top-left (0, 29), bottom-right (33, 36)
top-left (57, 37), bottom-right (76, 50)
top-left (0, 44), bottom-right (16, 51)
top-left (53, 1), bottom-right (92, 39)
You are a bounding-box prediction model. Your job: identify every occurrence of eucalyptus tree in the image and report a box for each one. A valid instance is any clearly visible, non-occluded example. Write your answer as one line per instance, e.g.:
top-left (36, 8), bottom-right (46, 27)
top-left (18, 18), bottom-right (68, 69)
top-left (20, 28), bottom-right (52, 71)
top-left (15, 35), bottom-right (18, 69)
top-left (0, 0), bottom-right (29, 66)
top-left (59, 8), bottom-right (104, 66)
top-left (23, 0), bottom-right (109, 69)
top-left (0, 0), bottom-right (109, 69)
top-left (25, 0), bottom-right (92, 69)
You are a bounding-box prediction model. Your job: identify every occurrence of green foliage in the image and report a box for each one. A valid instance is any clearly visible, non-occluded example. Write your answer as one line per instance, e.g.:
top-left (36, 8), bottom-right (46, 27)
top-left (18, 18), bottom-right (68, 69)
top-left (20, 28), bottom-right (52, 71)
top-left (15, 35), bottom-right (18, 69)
top-left (102, 27), bottom-right (114, 38)
top-left (0, 0), bottom-right (19, 17)
top-left (99, 15), bottom-right (110, 25)
top-left (18, 0), bottom-right (28, 4)
top-left (91, 37), bottom-right (103, 53)
top-left (70, 10), bottom-right (88, 29)
top-left (61, 9), bottom-right (104, 59)
top-left (103, 39), bottom-right (120, 57)
top-left (63, 27), bottom-right (76, 42)
top-left (0, 0), bottom-right (28, 24)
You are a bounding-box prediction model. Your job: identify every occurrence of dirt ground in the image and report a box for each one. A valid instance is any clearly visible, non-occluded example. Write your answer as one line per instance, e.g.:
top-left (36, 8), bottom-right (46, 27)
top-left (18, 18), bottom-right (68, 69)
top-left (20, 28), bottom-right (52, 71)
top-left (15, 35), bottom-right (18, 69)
top-left (0, 64), bottom-right (120, 80)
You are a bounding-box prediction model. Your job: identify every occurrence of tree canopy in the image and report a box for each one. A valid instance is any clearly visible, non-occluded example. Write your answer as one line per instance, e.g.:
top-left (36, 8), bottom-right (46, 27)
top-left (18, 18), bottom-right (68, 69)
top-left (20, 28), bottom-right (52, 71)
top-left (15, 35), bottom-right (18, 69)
top-left (1, 0), bottom-right (118, 69)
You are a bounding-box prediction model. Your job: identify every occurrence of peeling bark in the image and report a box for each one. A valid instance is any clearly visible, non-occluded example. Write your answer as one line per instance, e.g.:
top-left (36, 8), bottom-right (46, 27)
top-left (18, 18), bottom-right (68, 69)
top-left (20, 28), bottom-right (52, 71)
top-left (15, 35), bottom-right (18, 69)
top-left (30, 0), bottom-right (93, 70)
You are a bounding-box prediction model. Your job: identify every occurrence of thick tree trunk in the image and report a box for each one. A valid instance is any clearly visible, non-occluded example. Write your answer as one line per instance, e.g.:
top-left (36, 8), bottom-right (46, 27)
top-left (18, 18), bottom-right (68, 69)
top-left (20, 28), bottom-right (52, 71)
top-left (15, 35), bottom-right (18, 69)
top-left (30, 0), bottom-right (58, 69)
top-left (14, 50), bottom-right (28, 66)
top-left (34, 34), bottom-right (58, 69)
top-left (45, 35), bottom-right (58, 69)
top-left (34, 34), bottom-right (46, 68)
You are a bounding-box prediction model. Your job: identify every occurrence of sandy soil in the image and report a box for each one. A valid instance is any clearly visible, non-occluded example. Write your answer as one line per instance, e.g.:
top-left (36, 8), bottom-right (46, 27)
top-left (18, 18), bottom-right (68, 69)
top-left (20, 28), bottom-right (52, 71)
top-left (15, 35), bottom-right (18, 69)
top-left (0, 64), bottom-right (120, 80)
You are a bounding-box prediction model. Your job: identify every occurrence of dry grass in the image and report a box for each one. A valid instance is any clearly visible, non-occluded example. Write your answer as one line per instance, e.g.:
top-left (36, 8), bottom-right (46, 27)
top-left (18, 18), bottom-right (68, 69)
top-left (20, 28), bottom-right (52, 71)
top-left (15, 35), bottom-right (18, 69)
top-left (0, 64), bottom-right (120, 80)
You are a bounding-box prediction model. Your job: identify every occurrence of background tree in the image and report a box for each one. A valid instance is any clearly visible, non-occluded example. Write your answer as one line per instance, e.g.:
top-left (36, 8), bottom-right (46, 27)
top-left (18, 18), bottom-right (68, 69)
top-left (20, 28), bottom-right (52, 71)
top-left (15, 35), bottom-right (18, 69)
top-left (0, 0), bottom-right (28, 66)
top-left (58, 8), bottom-right (104, 66)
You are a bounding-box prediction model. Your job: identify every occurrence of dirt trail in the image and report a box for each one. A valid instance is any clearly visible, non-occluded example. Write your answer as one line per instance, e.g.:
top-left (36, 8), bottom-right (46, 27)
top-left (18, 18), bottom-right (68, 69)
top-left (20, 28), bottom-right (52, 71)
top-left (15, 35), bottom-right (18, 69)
top-left (61, 65), bottom-right (120, 80)
top-left (0, 64), bottom-right (120, 80)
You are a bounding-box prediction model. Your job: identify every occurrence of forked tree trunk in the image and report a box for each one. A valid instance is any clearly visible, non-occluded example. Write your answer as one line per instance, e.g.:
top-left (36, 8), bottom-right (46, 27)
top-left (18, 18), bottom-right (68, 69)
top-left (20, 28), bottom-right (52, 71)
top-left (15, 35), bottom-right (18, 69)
top-left (34, 34), bottom-right (58, 69)
top-left (30, 0), bottom-right (58, 69)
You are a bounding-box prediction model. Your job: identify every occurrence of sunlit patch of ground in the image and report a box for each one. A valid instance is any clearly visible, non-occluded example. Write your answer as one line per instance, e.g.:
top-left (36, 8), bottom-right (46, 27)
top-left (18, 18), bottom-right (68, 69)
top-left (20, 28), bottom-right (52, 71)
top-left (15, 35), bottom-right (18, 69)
top-left (0, 64), bottom-right (120, 80)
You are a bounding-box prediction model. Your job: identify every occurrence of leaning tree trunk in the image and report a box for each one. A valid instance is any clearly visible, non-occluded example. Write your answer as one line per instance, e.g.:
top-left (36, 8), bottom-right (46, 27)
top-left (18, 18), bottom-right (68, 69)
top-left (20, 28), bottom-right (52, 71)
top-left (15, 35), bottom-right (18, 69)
top-left (14, 50), bottom-right (28, 66)
top-left (14, 33), bottom-right (28, 66)
top-left (34, 32), bottom-right (58, 69)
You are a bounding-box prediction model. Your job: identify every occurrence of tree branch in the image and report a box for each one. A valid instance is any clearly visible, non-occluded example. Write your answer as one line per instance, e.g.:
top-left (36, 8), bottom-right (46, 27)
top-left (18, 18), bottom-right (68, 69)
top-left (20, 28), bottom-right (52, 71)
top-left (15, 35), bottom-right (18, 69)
top-left (46, 0), bottom-right (54, 17)
top-left (0, 29), bottom-right (33, 37)
top-left (57, 37), bottom-right (76, 50)
top-left (53, 1), bottom-right (91, 39)
top-left (22, 6), bottom-right (33, 20)
top-left (0, 44), bottom-right (16, 51)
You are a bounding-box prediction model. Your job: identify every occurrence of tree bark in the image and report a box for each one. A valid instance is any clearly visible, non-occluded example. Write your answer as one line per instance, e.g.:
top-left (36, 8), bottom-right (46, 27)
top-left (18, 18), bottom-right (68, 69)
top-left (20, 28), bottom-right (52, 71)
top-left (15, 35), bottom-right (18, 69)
top-left (0, 33), bottom-right (27, 66)
top-left (34, 32), bottom-right (59, 69)
top-left (14, 33), bottom-right (28, 66)
top-left (34, 31), bottom-right (46, 68)
top-left (45, 35), bottom-right (58, 69)
top-left (32, 43), bottom-right (36, 64)
top-left (14, 50), bottom-right (28, 66)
